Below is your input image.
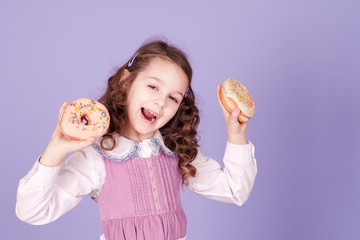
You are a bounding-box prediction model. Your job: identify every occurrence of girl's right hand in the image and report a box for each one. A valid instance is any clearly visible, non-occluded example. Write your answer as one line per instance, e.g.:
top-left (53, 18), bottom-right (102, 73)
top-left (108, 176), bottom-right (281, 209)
top-left (39, 102), bottom-right (97, 167)
top-left (216, 85), bottom-right (248, 145)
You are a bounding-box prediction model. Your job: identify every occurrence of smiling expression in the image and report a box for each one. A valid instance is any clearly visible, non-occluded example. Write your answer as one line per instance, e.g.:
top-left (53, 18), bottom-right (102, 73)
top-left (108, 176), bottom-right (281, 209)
top-left (124, 57), bottom-right (189, 141)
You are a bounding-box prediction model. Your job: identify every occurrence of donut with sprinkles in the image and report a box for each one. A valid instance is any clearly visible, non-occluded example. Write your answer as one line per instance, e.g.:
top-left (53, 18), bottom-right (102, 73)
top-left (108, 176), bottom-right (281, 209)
top-left (59, 98), bottom-right (110, 140)
top-left (219, 78), bottom-right (255, 123)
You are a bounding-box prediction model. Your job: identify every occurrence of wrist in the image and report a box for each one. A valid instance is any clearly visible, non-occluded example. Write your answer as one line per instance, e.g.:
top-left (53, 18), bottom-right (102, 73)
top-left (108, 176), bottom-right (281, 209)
top-left (228, 138), bottom-right (248, 145)
top-left (228, 132), bottom-right (248, 145)
top-left (40, 144), bottom-right (67, 167)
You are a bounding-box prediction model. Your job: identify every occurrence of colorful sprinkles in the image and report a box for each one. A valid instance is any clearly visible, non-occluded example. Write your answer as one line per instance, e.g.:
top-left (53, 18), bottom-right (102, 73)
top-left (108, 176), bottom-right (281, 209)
top-left (225, 78), bottom-right (255, 115)
top-left (63, 99), bottom-right (110, 133)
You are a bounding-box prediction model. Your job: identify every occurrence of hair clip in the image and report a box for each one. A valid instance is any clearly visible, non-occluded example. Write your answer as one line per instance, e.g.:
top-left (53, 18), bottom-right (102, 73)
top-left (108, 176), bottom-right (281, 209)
top-left (127, 52), bottom-right (139, 67)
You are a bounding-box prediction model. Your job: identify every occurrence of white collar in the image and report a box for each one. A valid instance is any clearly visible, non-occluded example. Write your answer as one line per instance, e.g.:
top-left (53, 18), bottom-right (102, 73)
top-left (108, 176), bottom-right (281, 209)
top-left (92, 130), bottom-right (176, 163)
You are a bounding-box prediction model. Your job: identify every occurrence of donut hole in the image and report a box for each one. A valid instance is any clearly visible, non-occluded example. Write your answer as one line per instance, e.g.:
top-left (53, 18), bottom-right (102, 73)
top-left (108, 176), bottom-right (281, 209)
top-left (81, 114), bottom-right (90, 125)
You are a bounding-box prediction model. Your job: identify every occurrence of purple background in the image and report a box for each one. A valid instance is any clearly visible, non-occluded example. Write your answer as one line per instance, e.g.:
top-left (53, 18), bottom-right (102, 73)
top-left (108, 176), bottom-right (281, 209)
top-left (1, 0), bottom-right (359, 239)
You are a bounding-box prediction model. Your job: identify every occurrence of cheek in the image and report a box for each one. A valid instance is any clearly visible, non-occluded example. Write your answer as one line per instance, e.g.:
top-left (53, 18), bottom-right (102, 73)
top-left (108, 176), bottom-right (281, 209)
top-left (127, 87), bottom-right (147, 107)
top-left (126, 97), bottom-right (140, 118)
top-left (166, 105), bottom-right (180, 119)
top-left (136, 86), bottom-right (154, 101)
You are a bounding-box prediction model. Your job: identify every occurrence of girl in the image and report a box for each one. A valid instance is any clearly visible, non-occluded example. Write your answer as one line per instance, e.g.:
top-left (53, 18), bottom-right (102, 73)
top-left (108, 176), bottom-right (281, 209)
top-left (16, 40), bottom-right (257, 240)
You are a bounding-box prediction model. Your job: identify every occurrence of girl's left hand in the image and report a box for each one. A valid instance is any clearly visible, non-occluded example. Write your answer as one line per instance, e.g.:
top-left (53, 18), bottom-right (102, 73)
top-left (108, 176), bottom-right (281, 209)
top-left (216, 84), bottom-right (248, 145)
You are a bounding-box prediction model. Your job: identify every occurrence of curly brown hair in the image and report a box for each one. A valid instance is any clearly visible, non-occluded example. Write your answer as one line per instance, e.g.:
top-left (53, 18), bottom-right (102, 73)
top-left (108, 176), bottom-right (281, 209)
top-left (98, 39), bottom-right (200, 185)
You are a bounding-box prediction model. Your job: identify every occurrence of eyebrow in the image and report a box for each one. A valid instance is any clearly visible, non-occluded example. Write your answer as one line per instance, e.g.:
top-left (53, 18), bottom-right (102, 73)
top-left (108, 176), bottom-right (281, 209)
top-left (148, 77), bottom-right (185, 96)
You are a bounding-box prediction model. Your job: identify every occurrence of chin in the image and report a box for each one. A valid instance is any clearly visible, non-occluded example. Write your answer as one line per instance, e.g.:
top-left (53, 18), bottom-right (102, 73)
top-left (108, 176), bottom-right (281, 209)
top-left (131, 128), bottom-right (157, 141)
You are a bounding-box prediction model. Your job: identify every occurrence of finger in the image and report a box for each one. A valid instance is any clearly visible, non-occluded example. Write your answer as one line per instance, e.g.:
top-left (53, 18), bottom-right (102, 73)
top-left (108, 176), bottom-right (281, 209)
top-left (229, 107), bottom-right (240, 124)
top-left (240, 122), bottom-right (248, 132)
top-left (51, 102), bottom-right (68, 138)
top-left (57, 101), bottom-right (68, 123)
top-left (78, 137), bottom-right (97, 148)
top-left (216, 84), bottom-right (231, 118)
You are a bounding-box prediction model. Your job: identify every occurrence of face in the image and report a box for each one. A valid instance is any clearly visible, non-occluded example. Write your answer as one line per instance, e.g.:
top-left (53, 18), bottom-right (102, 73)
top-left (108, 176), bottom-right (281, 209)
top-left (124, 57), bottom-right (189, 141)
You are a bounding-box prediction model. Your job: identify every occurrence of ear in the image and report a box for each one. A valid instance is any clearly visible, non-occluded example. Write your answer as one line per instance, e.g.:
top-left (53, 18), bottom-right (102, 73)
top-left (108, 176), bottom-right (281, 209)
top-left (119, 69), bottom-right (130, 83)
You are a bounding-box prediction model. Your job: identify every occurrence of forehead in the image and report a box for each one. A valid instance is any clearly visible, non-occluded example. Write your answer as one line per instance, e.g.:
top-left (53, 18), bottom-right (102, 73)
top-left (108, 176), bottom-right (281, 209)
top-left (140, 57), bottom-right (189, 89)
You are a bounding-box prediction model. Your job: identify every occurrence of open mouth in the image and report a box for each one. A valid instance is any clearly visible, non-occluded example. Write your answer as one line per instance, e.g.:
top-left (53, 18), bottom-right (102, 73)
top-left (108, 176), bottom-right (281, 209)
top-left (141, 108), bottom-right (158, 122)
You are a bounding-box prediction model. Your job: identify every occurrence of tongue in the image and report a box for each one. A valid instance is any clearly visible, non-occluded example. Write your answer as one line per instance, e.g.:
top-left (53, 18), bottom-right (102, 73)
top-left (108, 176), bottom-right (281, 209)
top-left (142, 108), bottom-right (156, 120)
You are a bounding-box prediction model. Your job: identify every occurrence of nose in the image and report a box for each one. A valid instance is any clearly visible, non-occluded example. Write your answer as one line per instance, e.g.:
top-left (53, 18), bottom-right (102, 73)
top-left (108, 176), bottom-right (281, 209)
top-left (154, 96), bottom-right (166, 107)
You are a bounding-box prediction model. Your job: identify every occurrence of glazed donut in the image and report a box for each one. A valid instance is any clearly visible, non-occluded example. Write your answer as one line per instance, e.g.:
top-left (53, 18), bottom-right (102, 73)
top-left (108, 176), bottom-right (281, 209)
top-left (219, 78), bottom-right (255, 123)
top-left (59, 98), bottom-right (110, 140)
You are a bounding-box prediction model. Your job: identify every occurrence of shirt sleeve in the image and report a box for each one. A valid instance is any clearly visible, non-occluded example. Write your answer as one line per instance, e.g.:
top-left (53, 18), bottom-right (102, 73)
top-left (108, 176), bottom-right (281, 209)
top-left (15, 146), bottom-right (104, 225)
top-left (186, 141), bottom-right (257, 206)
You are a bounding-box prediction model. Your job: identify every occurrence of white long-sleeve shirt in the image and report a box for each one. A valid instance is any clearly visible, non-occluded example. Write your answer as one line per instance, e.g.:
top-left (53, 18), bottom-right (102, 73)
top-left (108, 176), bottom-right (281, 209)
top-left (16, 130), bottom-right (257, 226)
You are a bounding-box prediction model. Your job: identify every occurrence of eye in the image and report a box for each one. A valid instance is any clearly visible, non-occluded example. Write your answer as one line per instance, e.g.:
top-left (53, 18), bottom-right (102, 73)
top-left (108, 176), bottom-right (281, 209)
top-left (169, 96), bottom-right (178, 103)
top-left (148, 85), bottom-right (158, 91)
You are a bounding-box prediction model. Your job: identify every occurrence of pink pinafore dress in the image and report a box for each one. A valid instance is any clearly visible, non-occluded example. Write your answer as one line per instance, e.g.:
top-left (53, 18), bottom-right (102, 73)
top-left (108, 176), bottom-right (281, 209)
top-left (94, 149), bottom-right (187, 240)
